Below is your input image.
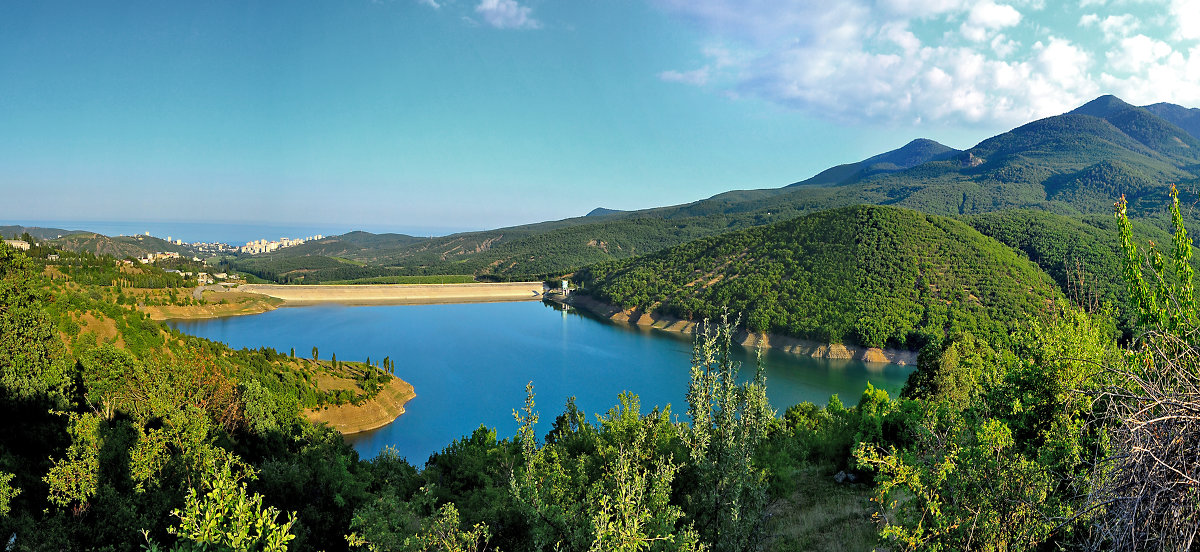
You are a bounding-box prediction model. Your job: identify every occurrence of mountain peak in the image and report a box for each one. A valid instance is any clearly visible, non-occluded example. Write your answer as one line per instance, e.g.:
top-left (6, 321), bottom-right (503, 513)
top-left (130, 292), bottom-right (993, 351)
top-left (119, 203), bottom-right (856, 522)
top-left (1070, 95), bottom-right (1135, 118)
top-left (586, 207), bottom-right (626, 217)
top-left (788, 138), bottom-right (959, 188)
top-left (862, 138), bottom-right (956, 168)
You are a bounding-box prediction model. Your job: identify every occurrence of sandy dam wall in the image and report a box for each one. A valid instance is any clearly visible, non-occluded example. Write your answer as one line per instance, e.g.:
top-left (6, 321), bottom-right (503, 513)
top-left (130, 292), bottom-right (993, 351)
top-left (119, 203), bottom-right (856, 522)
top-left (240, 282), bottom-right (545, 304)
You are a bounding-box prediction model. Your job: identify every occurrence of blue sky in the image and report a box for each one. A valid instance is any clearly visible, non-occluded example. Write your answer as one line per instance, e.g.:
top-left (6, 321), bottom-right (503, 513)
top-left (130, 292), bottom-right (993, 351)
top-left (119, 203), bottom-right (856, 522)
top-left (2, 0), bottom-right (1198, 235)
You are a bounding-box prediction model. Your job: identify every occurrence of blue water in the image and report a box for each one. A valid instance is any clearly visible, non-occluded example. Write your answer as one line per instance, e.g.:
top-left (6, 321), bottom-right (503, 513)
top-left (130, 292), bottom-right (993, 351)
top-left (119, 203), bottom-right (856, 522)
top-left (170, 301), bottom-right (914, 464)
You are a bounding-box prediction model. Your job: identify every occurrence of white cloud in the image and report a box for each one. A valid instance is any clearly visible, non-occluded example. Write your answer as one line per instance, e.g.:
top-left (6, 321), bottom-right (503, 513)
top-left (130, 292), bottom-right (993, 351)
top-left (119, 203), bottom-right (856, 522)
top-left (1108, 34), bottom-right (1174, 72)
top-left (1080, 13), bottom-right (1142, 41)
top-left (1101, 44), bottom-right (1200, 104)
top-left (659, 67), bottom-right (711, 85)
top-left (1170, 0), bottom-right (1200, 41)
top-left (960, 2), bottom-right (1021, 42)
top-left (1035, 37), bottom-right (1093, 89)
top-left (1104, 14), bottom-right (1141, 40)
top-left (877, 0), bottom-right (964, 17)
top-left (652, 0), bottom-right (1198, 127)
top-left (416, 0), bottom-right (441, 8)
top-left (970, 2), bottom-right (1022, 29)
top-left (475, 0), bottom-right (539, 30)
top-left (991, 33), bottom-right (1020, 57)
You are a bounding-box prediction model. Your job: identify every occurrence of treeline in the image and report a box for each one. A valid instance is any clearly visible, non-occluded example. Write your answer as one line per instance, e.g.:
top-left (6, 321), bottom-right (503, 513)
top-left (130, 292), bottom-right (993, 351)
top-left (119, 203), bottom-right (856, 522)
top-left (576, 205), bottom-right (1062, 350)
top-left (963, 209), bottom-right (1196, 335)
top-left (41, 249), bottom-right (193, 289)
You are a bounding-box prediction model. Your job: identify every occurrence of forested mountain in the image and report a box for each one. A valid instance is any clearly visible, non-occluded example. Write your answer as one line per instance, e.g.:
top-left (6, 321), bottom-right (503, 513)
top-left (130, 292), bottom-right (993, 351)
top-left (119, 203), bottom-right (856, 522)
top-left (575, 205), bottom-right (1063, 350)
top-left (965, 210), bottom-right (1184, 333)
top-left (223, 95), bottom-right (1199, 282)
top-left (1142, 101), bottom-right (1200, 139)
top-left (787, 138), bottom-right (959, 188)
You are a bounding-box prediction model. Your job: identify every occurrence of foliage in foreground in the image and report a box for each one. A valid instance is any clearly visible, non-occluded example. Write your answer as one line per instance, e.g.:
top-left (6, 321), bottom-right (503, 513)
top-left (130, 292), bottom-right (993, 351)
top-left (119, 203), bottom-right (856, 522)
top-left (1085, 188), bottom-right (1200, 550)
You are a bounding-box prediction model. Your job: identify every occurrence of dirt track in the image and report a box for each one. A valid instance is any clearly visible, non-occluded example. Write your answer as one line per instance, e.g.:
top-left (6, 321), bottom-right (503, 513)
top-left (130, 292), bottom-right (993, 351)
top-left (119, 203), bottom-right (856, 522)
top-left (240, 282), bottom-right (545, 304)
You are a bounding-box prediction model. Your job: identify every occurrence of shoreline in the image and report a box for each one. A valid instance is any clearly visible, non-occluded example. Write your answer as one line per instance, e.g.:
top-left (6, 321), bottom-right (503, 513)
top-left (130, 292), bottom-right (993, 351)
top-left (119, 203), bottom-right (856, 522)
top-left (241, 282), bottom-right (545, 304)
top-left (303, 376), bottom-right (417, 435)
top-left (562, 294), bottom-right (919, 366)
top-left (155, 282), bottom-right (546, 320)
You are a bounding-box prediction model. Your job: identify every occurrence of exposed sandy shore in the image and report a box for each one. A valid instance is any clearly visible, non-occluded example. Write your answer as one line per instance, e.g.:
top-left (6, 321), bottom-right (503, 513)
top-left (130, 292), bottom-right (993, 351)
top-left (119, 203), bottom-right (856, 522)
top-left (241, 282), bottom-right (545, 305)
top-left (564, 294), bottom-right (919, 365)
top-left (304, 377), bottom-right (417, 435)
top-left (144, 291), bottom-right (283, 321)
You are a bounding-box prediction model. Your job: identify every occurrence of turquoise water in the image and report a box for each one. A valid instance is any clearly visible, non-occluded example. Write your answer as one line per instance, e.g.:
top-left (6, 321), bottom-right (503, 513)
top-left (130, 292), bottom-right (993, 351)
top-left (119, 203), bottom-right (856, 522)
top-left (170, 301), bottom-right (914, 464)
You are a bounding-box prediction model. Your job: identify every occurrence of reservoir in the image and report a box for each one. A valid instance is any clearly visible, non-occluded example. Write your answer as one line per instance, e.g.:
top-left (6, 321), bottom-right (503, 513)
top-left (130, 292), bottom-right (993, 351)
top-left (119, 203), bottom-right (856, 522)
top-left (170, 300), bottom-right (914, 464)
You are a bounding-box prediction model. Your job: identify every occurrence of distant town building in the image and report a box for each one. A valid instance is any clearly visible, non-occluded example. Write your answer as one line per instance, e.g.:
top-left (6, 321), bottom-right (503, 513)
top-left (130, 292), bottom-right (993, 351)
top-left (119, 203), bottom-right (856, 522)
top-left (237, 234), bottom-right (324, 255)
top-left (138, 251), bottom-right (182, 264)
top-left (46, 254), bottom-right (59, 261)
top-left (2, 240), bottom-right (30, 251)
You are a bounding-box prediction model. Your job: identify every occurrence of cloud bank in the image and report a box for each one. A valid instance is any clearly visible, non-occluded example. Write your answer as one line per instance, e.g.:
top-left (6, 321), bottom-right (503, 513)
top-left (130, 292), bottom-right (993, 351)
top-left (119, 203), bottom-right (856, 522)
top-left (654, 0), bottom-right (1200, 126)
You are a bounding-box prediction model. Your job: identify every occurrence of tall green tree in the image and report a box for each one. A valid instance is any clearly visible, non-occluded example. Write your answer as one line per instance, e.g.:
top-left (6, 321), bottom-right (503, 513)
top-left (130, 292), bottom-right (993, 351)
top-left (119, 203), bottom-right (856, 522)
top-left (682, 316), bottom-right (773, 552)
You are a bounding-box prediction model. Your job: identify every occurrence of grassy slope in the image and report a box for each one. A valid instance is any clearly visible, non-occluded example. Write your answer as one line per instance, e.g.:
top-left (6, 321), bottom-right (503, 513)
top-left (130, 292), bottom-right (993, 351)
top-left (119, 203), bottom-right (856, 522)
top-left (576, 205), bottom-right (1063, 350)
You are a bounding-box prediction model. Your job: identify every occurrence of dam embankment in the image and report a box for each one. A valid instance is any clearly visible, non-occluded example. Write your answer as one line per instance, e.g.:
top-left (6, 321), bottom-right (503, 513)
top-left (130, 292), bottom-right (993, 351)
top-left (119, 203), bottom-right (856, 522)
top-left (240, 282), bottom-right (545, 305)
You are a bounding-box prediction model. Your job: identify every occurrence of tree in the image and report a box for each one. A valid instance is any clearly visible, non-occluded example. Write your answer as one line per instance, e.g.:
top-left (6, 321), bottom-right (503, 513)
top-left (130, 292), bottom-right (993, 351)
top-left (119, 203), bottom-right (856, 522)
top-left (510, 385), bottom-right (701, 551)
top-left (143, 451), bottom-right (297, 552)
top-left (0, 471), bottom-right (21, 517)
top-left (1088, 188), bottom-right (1200, 550)
top-left (682, 315), bottom-right (773, 552)
top-left (312, 346), bottom-right (318, 361)
top-left (901, 332), bottom-right (999, 406)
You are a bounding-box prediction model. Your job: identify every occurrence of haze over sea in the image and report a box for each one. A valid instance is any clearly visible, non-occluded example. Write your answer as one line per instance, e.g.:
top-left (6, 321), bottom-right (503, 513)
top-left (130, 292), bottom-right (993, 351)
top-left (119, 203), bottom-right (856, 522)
top-left (4, 220), bottom-right (475, 246)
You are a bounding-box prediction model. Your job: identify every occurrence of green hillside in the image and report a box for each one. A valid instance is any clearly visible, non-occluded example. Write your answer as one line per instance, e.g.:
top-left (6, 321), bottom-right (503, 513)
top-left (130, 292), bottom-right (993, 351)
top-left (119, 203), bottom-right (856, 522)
top-left (575, 205), bottom-right (1063, 350)
top-left (1, 225), bottom-right (77, 241)
top-left (962, 210), bottom-right (1184, 331)
top-left (50, 232), bottom-right (194, 260)
top-left (1144, 102), bottom-right (1200, 139)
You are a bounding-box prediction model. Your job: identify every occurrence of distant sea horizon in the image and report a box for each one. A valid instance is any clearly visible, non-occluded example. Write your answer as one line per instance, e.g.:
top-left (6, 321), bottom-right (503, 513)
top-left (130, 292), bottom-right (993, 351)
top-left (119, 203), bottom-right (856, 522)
top-left (2, 219), bottom-right (477, 246)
